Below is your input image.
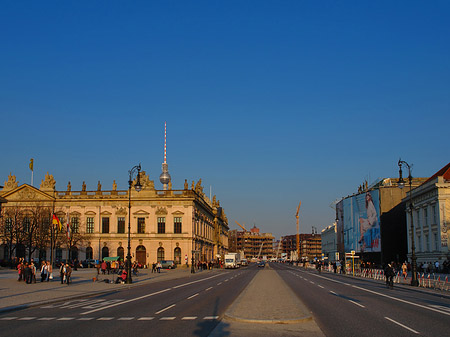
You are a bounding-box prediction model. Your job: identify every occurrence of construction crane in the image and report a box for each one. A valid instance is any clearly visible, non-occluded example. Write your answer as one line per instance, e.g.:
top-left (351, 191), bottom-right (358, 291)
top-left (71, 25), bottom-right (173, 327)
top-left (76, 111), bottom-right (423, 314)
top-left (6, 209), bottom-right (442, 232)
top-left (256, 241), bottom-right (264, 260)
top-left (235, 220), bottom-right (248, 232)
top-left (296, 201), bottom-right (302, 261)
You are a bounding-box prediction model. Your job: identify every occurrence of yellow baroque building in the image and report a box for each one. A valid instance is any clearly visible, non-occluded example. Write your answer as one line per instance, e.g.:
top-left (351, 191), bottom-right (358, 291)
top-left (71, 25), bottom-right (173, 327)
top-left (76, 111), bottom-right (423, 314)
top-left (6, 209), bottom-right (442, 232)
top-left (0, 172), bottom-right (229, 267)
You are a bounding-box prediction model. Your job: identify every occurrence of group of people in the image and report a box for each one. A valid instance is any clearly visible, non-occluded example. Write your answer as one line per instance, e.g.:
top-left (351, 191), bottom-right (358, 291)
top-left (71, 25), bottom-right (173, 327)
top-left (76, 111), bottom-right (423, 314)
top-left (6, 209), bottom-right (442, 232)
top-left (151, 262), bottom-right (162, 273)
top-left (16, 259), bottom-right (38, 284)
top-left (59, 263), bottom-right (72, 285)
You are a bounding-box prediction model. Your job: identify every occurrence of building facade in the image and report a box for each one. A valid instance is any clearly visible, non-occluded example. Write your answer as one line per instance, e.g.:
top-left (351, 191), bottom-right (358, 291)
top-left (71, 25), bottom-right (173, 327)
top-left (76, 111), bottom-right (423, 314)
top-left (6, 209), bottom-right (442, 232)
top-left (406, 163), bottom-right (450, 266)
top-left (228, 225), bottom-right (274, 260)
top-left (0, 172), bottom-right (229, 266)
top-left (321, 223), bottom-right (337, 262)
top-left (281, 233), bottom-right (322, 261)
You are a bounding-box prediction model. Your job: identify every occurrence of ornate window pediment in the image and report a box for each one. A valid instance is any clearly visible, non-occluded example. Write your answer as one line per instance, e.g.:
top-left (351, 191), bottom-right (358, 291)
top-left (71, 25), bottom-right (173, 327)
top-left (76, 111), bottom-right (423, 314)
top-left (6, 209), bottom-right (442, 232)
top-left (172, 211), bottom-right (184, 216)
top-left (133, 209), bottom-right (150, 216)
top-left (85, 211), bottom-right (96, 216)
top-left (156, 207), bottom-right (168, 215)
top-left (116, 207), bottom-right (127, 216)
top-left (100, 211), bottom-right (112, 216)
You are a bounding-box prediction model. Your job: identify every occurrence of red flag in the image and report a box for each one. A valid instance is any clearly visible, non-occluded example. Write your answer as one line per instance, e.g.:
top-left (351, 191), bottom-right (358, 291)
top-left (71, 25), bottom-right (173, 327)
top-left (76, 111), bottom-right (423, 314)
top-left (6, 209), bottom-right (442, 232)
top-left (52, 214), bottom-right (62, 231)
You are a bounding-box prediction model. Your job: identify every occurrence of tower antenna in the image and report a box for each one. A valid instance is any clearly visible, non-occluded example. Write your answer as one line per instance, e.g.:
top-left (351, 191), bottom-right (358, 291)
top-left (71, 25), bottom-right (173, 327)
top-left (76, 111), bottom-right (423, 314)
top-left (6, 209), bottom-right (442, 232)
top-left (159, 121), bottom-right (171, 190)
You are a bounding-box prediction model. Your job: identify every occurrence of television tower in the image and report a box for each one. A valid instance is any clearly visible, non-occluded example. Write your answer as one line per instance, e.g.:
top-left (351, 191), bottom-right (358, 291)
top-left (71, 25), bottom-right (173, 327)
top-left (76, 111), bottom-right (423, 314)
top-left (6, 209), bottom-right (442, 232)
top-left (159, 122), bottom-right (171, 190)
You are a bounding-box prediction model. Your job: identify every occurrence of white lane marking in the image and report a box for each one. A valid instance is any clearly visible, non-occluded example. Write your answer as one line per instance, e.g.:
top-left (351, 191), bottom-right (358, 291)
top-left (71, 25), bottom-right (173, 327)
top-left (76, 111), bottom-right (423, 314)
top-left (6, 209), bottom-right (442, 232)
top-left (217, 282), bottom-right (222, 285)
top-left (182, 317), bottom-right (197, 320)
top-left (18, 317), bottom-right (36, 320)
top-left (160, 317), bottom-right (176, 320)
top-left (330, 291), bottom-right (338, 295)
top-left (204, 316), bottom-right (219, 320)
top-left (173, 274), bottom-right (222, 289)
top-left (37, 317), bottom-right (56, 320)
top-left (310, 281), bottom-right (315, 284)
top-left (57, 317), bottom-right (75, 320)
top-left (77, 317), bottom-right (94, 320)
top-left (429, 305), bottom-right (450, 313)
top-left (0, 317), bottom-right (18, 320)
top-left (155, 304), bottom-right (176, 315)
top-left (224, 279), bottom-right (229, 282)
top-left (137, 317), bottom-right (154, 320)
top-left (97, 317), bottom-right (114, 320)
top-left (82, 288), bottom-right (171, 315)
top-left (205, 287), bottom-right (213, 291)
top-left (187, 293), bottom-right (199, 300)
top-left (318, 285), bottom-right (324, 289)
top-left (296, 269), bottom-right (450, 318)
top-left (385, 317), bottom-right (419, 334)
top-left (118, 317), bottom-right (135, 320)
top-left (349, 300), bottom-right (365, 308)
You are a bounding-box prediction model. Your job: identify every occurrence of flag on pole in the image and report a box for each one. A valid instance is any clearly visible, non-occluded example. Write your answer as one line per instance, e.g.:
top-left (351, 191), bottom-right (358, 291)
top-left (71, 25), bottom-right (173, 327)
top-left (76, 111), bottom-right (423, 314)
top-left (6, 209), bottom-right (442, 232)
top-left (52, 213), bottom-right (62, 231)
top-left (29, 158), bottom-right (33, 171)
top-left (66, 213), bottom-right (71, 240)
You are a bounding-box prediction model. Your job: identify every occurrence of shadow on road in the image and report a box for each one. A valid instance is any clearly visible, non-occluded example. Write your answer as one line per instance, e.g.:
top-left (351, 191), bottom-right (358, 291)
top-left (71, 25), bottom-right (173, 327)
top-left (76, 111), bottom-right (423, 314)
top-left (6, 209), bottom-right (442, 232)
top-left (193, 297), bottom-right (229, 337)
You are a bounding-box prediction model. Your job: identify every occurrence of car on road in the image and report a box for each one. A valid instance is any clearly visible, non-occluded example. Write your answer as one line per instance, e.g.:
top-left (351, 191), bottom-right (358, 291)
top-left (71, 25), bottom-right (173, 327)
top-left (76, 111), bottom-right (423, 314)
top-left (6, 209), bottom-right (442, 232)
top-left (257, 261), bottom-right (265, 268)
top-left (160, 260), bottom-right (176, 269)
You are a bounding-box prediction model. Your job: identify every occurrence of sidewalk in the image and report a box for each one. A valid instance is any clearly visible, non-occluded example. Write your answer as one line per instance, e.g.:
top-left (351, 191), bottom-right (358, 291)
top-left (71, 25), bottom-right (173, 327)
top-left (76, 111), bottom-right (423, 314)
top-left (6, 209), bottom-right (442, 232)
top-left (0, 266), bottom-right (201, 314)
top-left (209, 264), bottom-right (324, 337)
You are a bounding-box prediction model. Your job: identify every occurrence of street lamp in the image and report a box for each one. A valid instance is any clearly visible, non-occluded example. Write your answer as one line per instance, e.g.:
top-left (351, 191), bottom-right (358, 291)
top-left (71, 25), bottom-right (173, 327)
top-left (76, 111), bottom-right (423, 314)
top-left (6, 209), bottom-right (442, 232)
top-left (398, 159), bottom-right (419, 286)
top-left (126, 164), bottom-right (142, 284)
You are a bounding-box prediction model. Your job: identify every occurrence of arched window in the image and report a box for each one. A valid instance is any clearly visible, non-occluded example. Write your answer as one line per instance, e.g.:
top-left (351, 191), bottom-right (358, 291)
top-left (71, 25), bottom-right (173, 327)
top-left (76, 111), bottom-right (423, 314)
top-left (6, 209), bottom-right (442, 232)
top-left (174, 247), bottom-right (181, 264)
top-left (117, 247), bottom-right (124, 261)
top-left (85, 247), bottom-right (93, 260)
top-left (136, 245), bottom-right (146, 265)
top-left (102, 247), bottom-right (109, 259)
top-left (157, 247), bottom-right (165, 262)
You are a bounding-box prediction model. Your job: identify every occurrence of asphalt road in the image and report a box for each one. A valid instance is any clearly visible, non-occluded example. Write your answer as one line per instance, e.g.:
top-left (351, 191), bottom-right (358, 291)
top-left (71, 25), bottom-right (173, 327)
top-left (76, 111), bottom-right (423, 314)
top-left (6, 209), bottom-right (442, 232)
top-left (0, 266), bottom-right (258, 337)
top-left (272, 263), bottom-right (450, 337)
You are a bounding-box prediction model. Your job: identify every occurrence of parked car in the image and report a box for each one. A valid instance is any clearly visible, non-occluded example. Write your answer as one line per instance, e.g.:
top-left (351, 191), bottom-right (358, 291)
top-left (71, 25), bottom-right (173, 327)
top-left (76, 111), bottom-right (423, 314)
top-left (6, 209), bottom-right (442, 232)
top-left (160, 260), bottom-right (176, 269)
top-left (258, 261), bottom-right (265, 268)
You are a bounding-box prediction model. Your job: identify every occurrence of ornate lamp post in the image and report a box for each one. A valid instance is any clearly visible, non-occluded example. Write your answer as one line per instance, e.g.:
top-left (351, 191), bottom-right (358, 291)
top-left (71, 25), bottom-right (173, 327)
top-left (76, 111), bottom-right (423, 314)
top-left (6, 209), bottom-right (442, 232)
top-left (127, 164), bottom-right (142, 284)
top-left (398, 159), bottom-right (419, 286)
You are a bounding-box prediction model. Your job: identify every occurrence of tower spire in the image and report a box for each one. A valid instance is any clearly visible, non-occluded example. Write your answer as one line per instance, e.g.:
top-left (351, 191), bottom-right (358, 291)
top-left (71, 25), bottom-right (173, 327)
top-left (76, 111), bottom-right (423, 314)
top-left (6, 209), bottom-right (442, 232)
top-left (159, 121), bottom-right (171, 190)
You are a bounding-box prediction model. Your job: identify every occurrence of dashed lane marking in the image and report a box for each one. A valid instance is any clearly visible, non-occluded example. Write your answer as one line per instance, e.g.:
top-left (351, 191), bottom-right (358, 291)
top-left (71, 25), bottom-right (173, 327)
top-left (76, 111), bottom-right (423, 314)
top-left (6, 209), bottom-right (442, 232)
top-left (205, 287), bottom-right (213, 291)
top-left (118, 317), bottom-right (134, 320)
top-left (217, 282), bottom-right (222, 285)
top-left (57, 317), bottom-right (75, 321)
top-left (18, 317), bottom-right (36, 320)
top-left (330, 291), bottom-right (338, 295)
top-left (349, 300), bottom-right (365, 308)
top-left (318, 285), bottom-right (324, 289)
top-left (137, 317), bottom-right (155, 321)
top-left (385, 317), bottom-right (419, 334)
top-left (204, 316), bottom-right (219, 320)
top-left (0, 317), bottom-right (18, 320)
top-left (77, 317), bottom-right (94, 321)
top-left (187, 293), bottom-right (199, 299)
top-left (97, 317), bottom-right (115, 320)
top-left (182, 317), bottom-right (197, 320)
top-left (160, 317), bottom-right (176, 320)
top-left (37, 317), bottom-right (56, 321)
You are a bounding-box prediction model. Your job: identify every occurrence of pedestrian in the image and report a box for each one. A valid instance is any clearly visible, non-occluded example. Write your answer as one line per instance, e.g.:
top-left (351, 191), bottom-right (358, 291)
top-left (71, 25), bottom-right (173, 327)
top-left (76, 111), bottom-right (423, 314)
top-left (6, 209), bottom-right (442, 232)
top-left (60, 263), bottom-right (65, 284)
top-left (24, 263), bottom-right (32, 284)
top-left (101, 260), bottom-right (107, 274)
top-left (152, 262), bottom-right (156, 273)
top-left (47, 261), bottom-right (53, 281)
top-left (385, 263), bottom-right (394, 289)
top-left (17, 259), bottom-right (24, 281)
top-left (402, 262), bottom-right (408, 280)
top-left (157, 261), bottom-right (162, 273)
top-left (30, 261), bottom-right (37, 283)
top-left (65, 263), bottom-right (72, 285)
top-left (40, 261), bottom-right (48, 282)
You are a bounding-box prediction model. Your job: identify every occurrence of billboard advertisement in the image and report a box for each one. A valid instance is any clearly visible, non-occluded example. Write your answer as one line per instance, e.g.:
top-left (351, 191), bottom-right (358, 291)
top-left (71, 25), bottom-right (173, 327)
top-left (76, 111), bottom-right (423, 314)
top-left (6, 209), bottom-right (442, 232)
top-left (343, 189), bottom-right (381, 253)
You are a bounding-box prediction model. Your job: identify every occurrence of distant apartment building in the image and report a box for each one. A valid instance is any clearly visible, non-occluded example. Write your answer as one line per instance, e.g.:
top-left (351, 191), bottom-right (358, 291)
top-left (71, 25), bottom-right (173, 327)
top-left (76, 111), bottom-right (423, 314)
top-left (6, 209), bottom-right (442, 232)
top-left (228, 225), bottom-right (274, 259)
top-left (281, 233), bottom-right (322, 261)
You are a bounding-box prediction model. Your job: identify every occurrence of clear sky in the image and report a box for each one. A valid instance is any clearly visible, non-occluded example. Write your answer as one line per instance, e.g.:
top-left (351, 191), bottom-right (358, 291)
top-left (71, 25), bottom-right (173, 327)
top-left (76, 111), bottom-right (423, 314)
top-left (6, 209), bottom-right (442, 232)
top-left (1, 1), bottom-right (449, 239)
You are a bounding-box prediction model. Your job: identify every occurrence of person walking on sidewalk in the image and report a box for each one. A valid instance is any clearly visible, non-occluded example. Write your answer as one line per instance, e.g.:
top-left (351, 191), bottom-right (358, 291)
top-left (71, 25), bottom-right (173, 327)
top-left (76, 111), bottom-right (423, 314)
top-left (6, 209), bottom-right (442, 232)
top-left (385, 263), bottom-right (395, 289)
top-left (65, 264), bottom-right (72, 285)
top-left (40, 261), bottom-right (48, 282)
top-left (30, 261), bottom-right (37, 283)
top-left (47, 261), bottom-right (53, 281)
top-left (157, 261), bottom-right (162, 273)
top-left (17, 259), bottom-right (24, 281)
top-left (60, 263), bottom-right (65, 284)
top-left (152, 262), bottom-right (156, 273)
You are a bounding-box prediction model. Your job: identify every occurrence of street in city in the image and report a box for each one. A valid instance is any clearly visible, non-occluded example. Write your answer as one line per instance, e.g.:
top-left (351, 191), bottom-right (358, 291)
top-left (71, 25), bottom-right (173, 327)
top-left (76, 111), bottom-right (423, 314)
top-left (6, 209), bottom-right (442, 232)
top-left (0, 263), bottom-right (449, 337)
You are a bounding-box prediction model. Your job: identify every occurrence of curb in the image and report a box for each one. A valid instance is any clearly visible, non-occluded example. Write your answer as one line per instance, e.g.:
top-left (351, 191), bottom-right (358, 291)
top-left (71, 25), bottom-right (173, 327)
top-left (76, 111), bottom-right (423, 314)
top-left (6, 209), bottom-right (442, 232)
top-left (224, 312), bottom-right (312, 324)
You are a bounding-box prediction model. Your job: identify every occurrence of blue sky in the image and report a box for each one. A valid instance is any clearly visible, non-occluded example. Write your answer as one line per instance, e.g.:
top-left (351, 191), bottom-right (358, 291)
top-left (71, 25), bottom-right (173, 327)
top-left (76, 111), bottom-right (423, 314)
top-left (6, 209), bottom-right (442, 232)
top-left (1, 1), bottom-right (449, 239)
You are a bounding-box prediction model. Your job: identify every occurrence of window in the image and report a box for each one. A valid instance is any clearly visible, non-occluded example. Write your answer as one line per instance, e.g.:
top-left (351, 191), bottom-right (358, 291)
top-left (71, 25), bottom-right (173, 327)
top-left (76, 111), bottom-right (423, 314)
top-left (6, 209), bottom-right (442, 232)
top-left (424, 208), bottom-right (428, 226)
top-left (174, 217), bottom-right (182, 234)
top-left (5, 218), bottom-right (12, 232)
top-left (138, 217), bottom-right (145, 234)
top-left (157, 247), bottom-right (165, 262)
top-left (158, 217), bottom-right (165, 234)
top-left (86, 247), bottom-right (93, 260)
top-left (102, 217), bottom-right (110, 233)
top-left (71, 217), bottom-right (79, 234)
top-left (23, 217), bottom-right (30, 233)
top-left (86, 217), bottom-right (94, 234)
top-left (117, 217), bottom-right (125, 234)
top-left (434, 233), bottom-right (439, 250)
top-left (432, 205), bottom-right (437, 224)
top-left (425, 234), bottom-right (429, 251)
